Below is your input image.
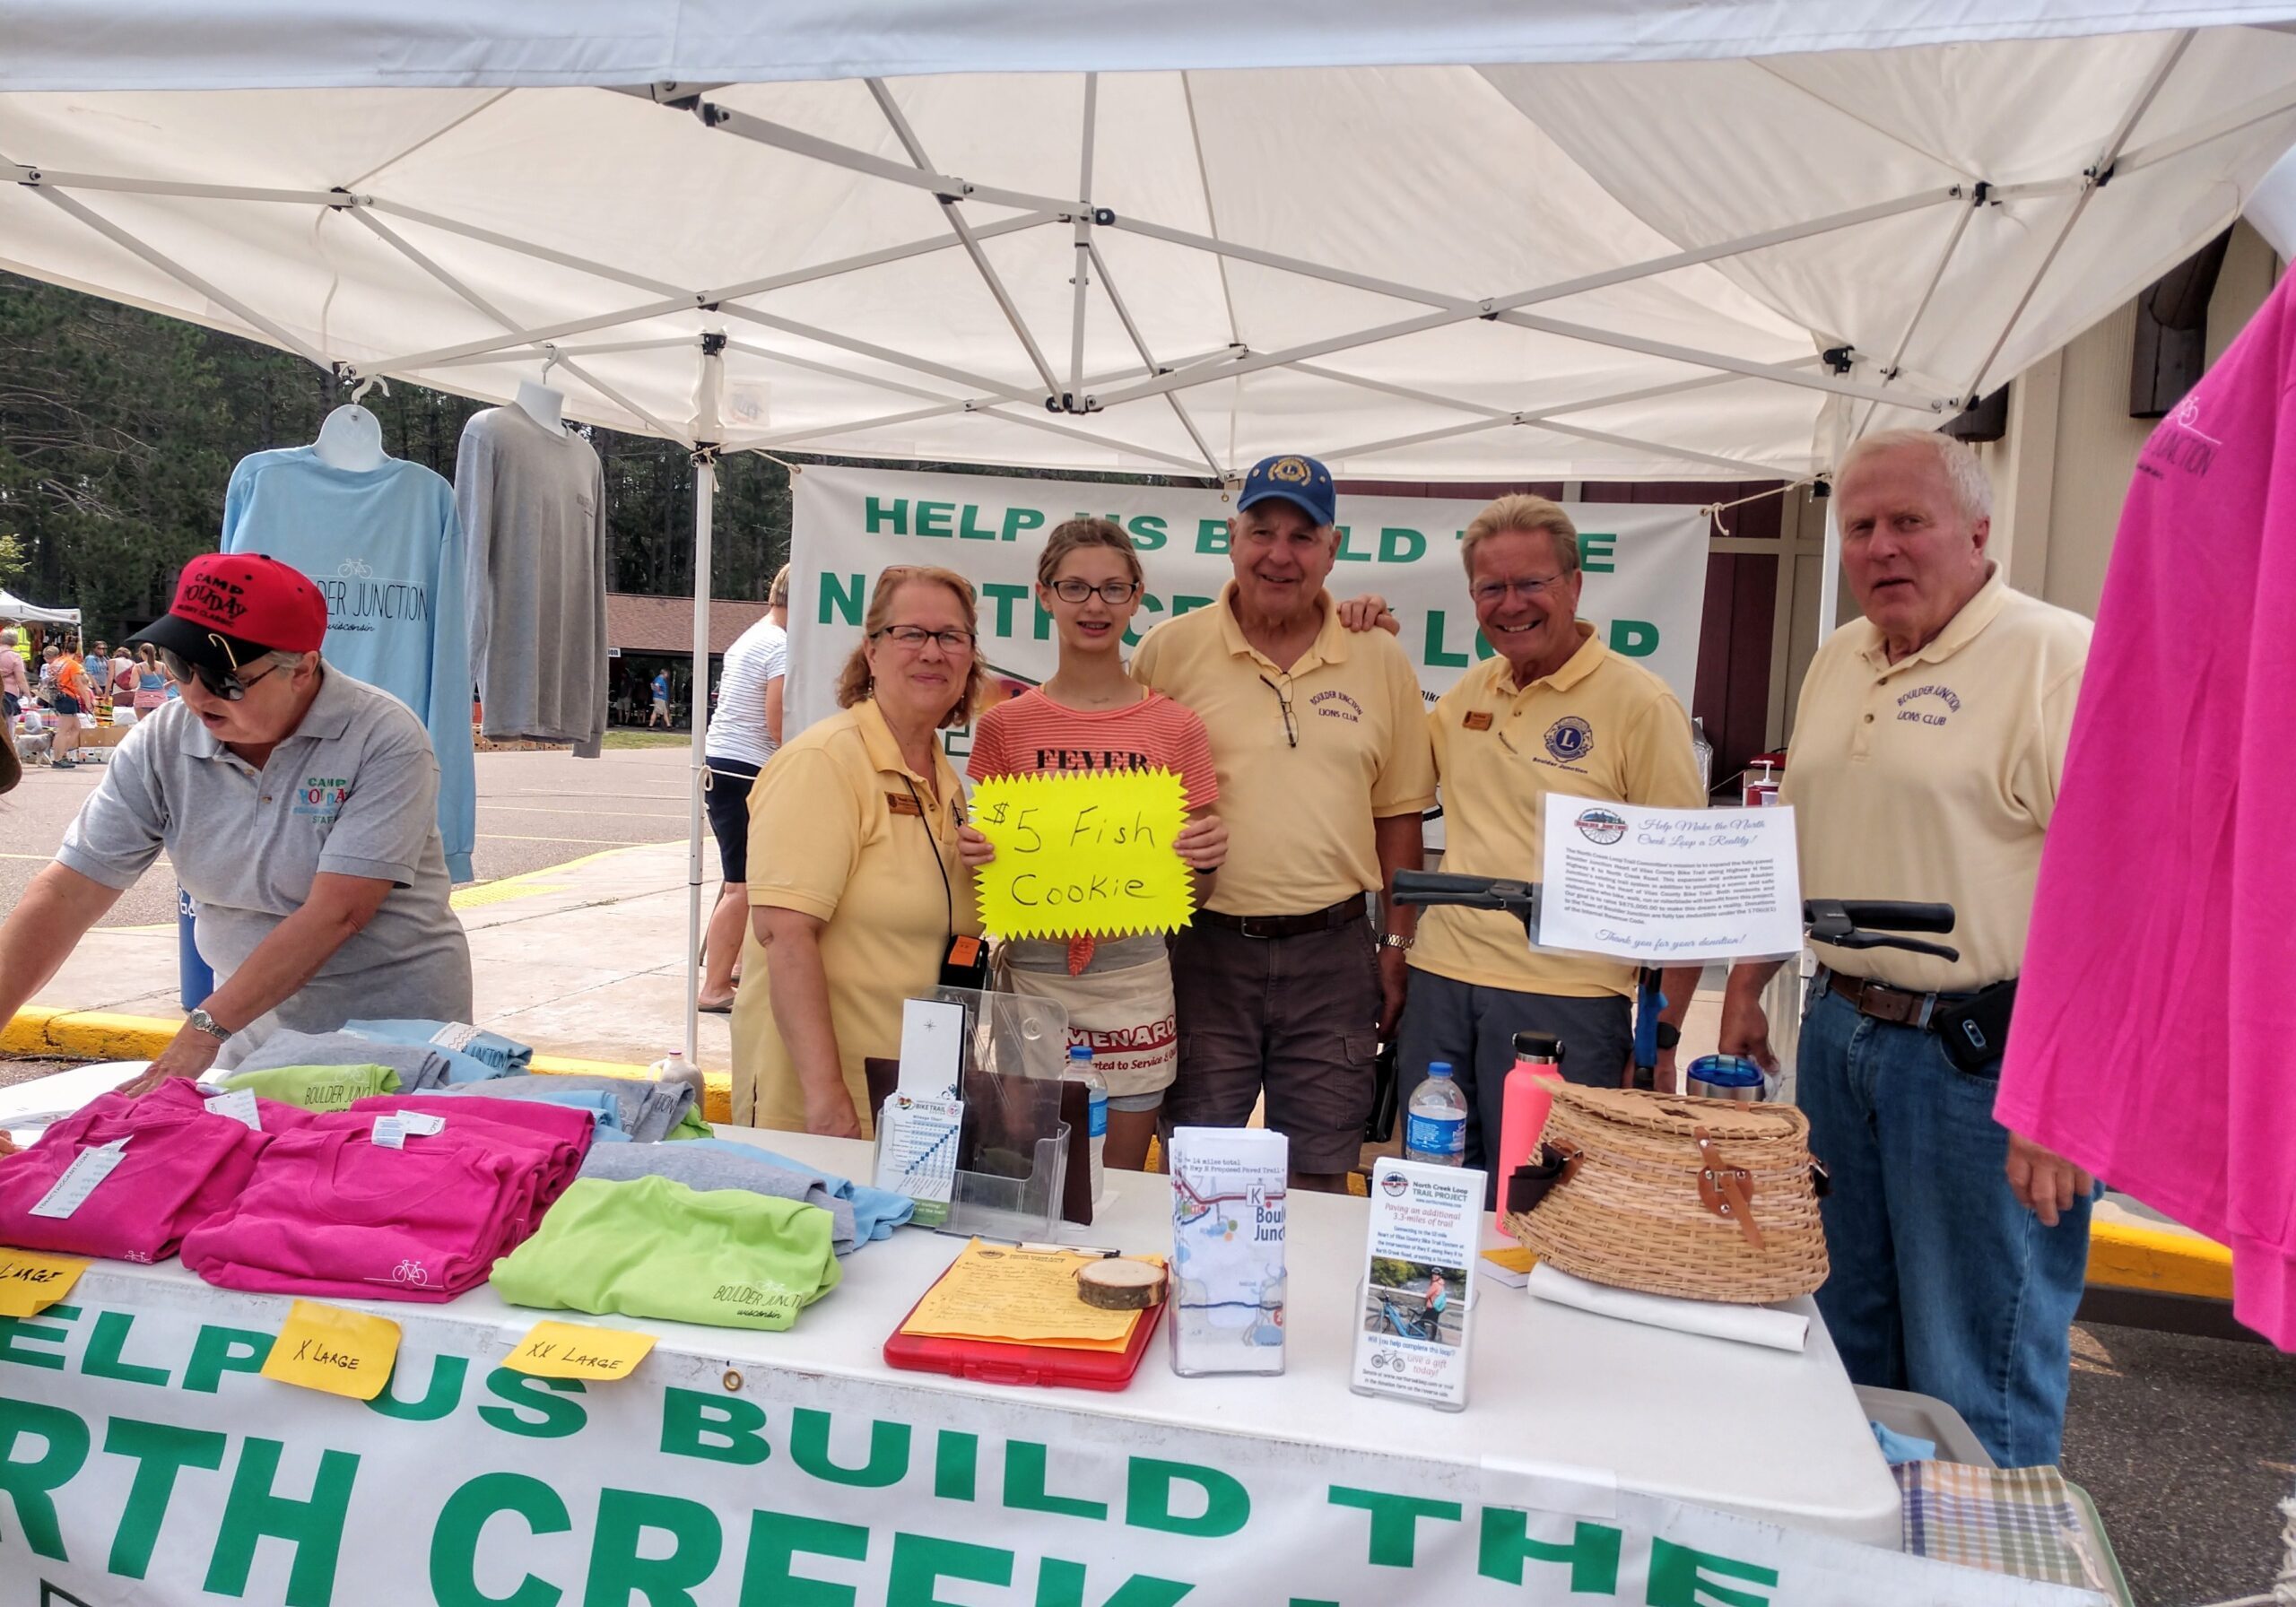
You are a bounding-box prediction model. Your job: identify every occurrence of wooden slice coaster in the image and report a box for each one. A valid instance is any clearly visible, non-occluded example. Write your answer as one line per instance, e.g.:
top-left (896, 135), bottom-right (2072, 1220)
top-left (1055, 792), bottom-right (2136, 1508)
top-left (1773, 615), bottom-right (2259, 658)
top-left (1077, 1257), bottom-right (1166, 1310)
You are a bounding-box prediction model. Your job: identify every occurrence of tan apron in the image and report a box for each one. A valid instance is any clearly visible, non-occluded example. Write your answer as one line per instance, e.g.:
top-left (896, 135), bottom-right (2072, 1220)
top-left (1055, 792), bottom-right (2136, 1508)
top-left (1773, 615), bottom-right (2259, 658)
top-left (995, 935), bottom-right (1178, 1099)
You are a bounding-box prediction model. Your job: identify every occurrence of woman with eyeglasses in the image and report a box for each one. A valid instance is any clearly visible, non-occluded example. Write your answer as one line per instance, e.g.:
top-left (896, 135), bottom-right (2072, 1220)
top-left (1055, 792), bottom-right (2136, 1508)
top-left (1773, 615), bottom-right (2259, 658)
top-left (0, 554), bottom-right (472, 1100)
top-left (955, 519), bottom-right (1229, 1171)
top-left (734, 564), bottom-right (987, 1135)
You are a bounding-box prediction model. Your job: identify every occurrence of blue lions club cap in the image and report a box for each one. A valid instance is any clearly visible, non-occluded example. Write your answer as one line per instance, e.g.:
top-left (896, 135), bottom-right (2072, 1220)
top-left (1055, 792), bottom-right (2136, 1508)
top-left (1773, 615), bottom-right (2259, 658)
top-left (1238, 453), bottom-right (1336, 528)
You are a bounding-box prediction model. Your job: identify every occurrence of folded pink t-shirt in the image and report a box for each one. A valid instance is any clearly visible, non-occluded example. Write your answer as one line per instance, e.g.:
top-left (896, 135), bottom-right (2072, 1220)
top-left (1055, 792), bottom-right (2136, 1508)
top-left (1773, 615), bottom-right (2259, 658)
top-left (0, 1080), bottom-right (275, 1262)
top-left (180, 1091), bottom-right (591, 1302)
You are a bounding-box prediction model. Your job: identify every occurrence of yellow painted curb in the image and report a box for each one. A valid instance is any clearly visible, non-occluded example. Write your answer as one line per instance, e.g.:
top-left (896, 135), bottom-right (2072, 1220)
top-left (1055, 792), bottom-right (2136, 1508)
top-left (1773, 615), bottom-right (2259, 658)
top-left (4, 1006), bottom-right (177, 1061)
top-left (2085, 1218), bottom-right (2234, 1301)
top-left (6, 1007), bottom-right (735, 1125)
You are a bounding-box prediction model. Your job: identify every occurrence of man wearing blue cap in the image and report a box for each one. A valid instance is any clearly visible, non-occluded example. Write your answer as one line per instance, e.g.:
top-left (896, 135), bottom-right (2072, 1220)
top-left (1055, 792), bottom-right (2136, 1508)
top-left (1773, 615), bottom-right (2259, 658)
top-left (1131, 455), bottom-right (1436, 1191)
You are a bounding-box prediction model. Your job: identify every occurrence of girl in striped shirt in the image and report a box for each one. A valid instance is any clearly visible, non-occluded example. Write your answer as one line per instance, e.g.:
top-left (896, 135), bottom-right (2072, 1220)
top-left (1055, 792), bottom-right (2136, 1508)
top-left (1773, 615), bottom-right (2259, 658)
top-left (960, 518), bottom-right (1226, 1170)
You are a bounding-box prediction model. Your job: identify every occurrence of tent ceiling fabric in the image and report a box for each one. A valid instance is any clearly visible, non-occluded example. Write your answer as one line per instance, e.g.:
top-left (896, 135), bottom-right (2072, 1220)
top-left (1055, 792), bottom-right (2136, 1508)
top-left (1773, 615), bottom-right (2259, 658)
top-left (5, 18), bottom-right (2296, 479)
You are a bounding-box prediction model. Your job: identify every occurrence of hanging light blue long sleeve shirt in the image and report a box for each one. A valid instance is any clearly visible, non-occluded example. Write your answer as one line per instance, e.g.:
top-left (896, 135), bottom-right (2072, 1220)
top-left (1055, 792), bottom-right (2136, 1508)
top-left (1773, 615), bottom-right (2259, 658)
top-left (222, 447), bottom-right (477, 881)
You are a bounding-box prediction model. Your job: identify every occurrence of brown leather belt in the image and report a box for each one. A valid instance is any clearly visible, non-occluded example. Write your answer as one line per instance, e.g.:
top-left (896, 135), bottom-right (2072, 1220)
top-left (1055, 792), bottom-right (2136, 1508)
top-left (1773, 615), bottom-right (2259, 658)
top-left (1196, 896), bottom-right (1366, 940)
top-left (1817, 968), bottom-right (1964, 1029)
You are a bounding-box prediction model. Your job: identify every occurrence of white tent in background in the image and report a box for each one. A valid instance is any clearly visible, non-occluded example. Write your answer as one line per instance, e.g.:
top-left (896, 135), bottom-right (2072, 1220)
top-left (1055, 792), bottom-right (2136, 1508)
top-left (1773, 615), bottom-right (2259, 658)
top-left (6, 1), bottom-right (2296, 1056)
top-left (0, 589), bottom-right (81, 627)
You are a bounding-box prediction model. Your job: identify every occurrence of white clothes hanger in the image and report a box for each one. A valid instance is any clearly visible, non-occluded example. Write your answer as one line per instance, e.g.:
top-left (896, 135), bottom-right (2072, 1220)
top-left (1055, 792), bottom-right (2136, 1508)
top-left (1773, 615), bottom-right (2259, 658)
top-left (312, 374), bottom-right (389, 472)
top-left (515, 348), bottom-right (569, 434)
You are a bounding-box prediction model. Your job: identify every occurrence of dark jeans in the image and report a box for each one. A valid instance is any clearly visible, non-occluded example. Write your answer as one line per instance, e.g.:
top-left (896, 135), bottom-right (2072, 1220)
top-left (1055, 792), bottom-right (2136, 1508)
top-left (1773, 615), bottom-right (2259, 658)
top-left (1799, 983), bottom-right (2092, 1467)
top-left (1395, 969), bottom-right (1631, 1205)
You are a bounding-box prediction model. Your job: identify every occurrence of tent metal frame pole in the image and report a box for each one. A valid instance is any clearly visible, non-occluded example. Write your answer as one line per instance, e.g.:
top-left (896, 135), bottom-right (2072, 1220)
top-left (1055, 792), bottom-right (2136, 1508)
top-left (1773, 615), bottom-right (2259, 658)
top-left (725, 387), bottom-right (1213, 473)
top-left (1312, 367), bottom-right (1784, 462)
top-left (1817, 498), bottom-right (1843, 645)
top-left (1069, 74), bottom-right (1100, 405)
top-left (21, 182), bottom-right (333, 370)
top-left (1848, 196), bottom-right (1982, 442)
top-left (715, 303), bottom-right (1046, 404)
top-left (679, 353), bottom-right (716, 1064)
top-left (2108, 83), bottom-right (2296, 182)
top-left (1290, 360), bottom-right (1513, 420)
top-left (349, 208), bottom-right (692, 443)
top-left (1083, 241), bottom-right (1226, 478)
top-left (6, 165), bottom-right (366, 206)
top-left (1961, 29), bottom-right (2196, 404)
top-left (867, 79), bottom-right (1064, 400)
top-left (351, 210), bottom-right (1057, 383)
top-left (686, 336), bottom-right (725, 1069)
top-left (691, 100), bottom-right (1081, 217)
top-left (419, 337), bottom-right (702, 368)
top-left (1514, 415), bottom-right (1794, 478)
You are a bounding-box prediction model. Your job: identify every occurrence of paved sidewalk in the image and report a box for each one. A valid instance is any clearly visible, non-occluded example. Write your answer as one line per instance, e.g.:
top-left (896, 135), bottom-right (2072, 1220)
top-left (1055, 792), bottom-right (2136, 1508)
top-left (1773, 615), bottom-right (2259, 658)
top-left (29, 838), bottom-right (733, 1073)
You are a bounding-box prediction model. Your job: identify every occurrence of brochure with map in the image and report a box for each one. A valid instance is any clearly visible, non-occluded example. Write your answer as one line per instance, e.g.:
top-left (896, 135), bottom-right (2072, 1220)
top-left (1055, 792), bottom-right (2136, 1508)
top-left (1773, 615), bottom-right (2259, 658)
top-left (1167, 1127), bottom-right (1288, 1376)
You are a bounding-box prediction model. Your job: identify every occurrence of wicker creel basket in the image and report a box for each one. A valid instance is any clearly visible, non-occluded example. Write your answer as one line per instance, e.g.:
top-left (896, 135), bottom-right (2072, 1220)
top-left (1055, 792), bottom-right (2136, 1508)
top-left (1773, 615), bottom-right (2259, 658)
top-left (1503, 1085), bottom-right (1829, 1304)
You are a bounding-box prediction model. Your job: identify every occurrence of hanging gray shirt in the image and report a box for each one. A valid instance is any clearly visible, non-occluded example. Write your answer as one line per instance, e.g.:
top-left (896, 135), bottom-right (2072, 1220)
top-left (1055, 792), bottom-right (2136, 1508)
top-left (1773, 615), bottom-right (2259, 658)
top-left (457, 404), bottom-right (609, 757)
top-left (56, 669), bottom-right (473, 1058)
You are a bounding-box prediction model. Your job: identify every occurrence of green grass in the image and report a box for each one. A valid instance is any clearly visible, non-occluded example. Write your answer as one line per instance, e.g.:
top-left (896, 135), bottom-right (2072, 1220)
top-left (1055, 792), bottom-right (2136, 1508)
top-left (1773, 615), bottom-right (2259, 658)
top-left (602, 729), bottom-right (692, 749)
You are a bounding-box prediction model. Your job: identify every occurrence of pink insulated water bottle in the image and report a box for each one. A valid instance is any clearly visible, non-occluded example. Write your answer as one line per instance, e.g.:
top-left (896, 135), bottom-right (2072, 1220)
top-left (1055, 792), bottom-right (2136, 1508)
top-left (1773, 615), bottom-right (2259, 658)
top-left (1497, 1031), bottom-right (1566, 1191)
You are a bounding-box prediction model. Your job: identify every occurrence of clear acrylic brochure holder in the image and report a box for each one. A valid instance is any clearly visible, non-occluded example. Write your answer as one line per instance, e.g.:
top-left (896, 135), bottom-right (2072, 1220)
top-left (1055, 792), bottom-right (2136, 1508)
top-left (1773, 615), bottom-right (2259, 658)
top-left (915, 985), bottom-right (1070, 1243)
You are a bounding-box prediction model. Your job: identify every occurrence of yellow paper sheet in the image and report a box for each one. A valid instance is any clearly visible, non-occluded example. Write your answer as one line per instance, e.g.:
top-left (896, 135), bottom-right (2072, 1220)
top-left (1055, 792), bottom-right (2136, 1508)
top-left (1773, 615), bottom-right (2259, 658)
top-left (0, 1247), bottom-right (89, 1317)
top-left (504, 1320), bottom-right (657, 1381)
top-left (900, 1239), bottom-right (1161, 1345)
top-left (970, 769), bottom-right (1193, 940)
top-left (260, 1300), bottom-right (401, 1401)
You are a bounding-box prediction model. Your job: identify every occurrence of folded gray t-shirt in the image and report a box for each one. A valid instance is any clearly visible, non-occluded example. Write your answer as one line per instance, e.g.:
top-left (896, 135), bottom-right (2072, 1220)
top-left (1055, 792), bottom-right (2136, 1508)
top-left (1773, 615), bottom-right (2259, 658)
top-left (226, 1028), bottom-right (457, 1090)
top-left (435, 1073), bottom-right (693, 1142)
top-left (577, 1142), bottom-right (858, 1253)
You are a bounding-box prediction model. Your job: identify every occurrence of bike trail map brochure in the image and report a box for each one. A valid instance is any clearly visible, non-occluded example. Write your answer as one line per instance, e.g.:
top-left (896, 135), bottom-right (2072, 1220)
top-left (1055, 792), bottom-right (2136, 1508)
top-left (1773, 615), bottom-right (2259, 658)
top-left (1168, 1126), bottom-right (1288, 1376)
top-left (1352, 1157), bottom-right (1485, 1410)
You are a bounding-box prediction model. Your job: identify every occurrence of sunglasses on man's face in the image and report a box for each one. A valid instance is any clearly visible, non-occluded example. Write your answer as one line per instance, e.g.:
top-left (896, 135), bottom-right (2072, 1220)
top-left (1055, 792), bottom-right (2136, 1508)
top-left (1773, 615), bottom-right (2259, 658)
top-left (158, 647), bottom-right (289, 702)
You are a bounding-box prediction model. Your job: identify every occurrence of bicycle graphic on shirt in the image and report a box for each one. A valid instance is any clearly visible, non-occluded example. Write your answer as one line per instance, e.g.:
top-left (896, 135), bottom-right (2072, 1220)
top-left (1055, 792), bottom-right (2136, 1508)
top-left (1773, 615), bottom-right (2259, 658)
top-left (390, 1258), bottom-right (429, 1286)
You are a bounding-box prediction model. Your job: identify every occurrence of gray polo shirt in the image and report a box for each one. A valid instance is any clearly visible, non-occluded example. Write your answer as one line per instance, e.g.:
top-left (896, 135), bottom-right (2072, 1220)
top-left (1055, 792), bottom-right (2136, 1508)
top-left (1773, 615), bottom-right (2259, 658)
top-left (57, 667), bottom-right (474, 1055)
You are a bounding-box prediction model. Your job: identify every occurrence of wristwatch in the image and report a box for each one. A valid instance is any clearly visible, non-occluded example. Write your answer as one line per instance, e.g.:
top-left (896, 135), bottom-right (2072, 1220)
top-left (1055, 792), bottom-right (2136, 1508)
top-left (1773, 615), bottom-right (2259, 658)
top-left (1378, 933), bottom-right (1414, 952)
top-left (1653, 1021), bottom-right (1682, 1051)
top-left (186, 1008), bottom-right (232, 1044)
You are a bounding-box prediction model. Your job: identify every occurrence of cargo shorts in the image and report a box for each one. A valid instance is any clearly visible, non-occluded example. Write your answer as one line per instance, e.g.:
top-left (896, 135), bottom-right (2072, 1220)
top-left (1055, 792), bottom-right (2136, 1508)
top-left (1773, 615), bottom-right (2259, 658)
top-left (1164, 912), bottom-right (1381, 1176)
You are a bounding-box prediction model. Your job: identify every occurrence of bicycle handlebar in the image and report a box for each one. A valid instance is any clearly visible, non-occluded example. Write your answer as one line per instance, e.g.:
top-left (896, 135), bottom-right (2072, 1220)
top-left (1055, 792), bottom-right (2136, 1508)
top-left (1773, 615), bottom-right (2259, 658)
top-left (1388, 873), bottom-right (1961, 962)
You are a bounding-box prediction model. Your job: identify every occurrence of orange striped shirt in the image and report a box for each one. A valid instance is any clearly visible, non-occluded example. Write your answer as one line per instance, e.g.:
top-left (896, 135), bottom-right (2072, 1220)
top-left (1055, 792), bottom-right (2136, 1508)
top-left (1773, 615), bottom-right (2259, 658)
top-left (966, 688), bottom-right (1219, 811)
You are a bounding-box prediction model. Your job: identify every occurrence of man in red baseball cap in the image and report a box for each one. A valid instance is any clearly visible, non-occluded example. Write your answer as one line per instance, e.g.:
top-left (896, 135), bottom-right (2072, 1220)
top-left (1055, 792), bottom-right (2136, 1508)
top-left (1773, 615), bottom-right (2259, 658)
top-left (0, 553), bottom-right (473, 1099)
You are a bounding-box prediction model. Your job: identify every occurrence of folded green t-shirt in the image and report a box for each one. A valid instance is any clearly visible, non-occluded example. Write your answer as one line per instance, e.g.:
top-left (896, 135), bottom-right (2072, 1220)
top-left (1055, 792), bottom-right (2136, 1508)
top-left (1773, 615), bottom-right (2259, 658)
top-left (665, 1105), bottom-right (713, 1141)
top-left (491, 1177), bottom-right (841, 1332)
top-left (217, 1062), bottom-right (401, 1112)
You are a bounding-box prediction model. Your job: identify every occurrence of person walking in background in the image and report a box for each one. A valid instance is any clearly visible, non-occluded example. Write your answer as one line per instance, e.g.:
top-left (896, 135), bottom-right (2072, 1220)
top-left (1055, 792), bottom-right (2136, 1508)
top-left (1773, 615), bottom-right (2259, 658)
top-left (700, 564), bottom-right (790, 1013)
top-left (0, 627), bottom-right (29, 725)
top-left (43, 642), bottom-right (93, 769)
top-left (733, 565), bottom-right (985, 1135)
top-left (648, 667), bottom-right (674, 728)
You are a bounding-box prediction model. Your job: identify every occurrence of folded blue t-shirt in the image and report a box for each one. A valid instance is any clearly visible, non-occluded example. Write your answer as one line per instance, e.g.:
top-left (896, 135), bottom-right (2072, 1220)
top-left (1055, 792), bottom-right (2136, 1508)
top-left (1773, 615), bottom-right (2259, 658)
top-left (345, 1019), bottom-right (533, 1077)
top-left (683, 1139), bottom-right (915, 1242)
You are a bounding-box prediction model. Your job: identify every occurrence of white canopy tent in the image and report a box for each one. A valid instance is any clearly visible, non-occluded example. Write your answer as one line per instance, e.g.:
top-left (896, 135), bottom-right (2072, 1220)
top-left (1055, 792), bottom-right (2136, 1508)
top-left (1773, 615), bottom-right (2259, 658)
top-left (7, 3), bottom-right (2296, 1061)
top-left (0, 589), bottom-right (81, 627)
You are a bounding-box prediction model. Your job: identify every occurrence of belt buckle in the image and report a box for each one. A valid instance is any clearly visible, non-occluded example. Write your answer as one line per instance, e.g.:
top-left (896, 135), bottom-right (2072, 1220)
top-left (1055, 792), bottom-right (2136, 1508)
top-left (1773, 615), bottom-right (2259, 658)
top-left (1237, 916), bottom-right (1277, 940)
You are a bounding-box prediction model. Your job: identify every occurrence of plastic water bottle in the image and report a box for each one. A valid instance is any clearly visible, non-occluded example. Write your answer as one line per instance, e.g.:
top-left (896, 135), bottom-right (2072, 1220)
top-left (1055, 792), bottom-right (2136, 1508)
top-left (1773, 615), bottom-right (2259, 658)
top-left (1065, 1045), bottom-right (1109, 1203)
top-left (648, 1050), bottom-right (703, 1097)
top-left (1405, 1062), bottom-right (1468, 1167)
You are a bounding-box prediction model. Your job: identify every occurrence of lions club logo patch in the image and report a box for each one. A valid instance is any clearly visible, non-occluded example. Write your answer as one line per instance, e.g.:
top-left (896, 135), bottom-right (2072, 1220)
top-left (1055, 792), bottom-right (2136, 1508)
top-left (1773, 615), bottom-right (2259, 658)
top-left (1544, 717), bottom-right (1594, 762)
top-left (1574, 807), bottom-right (1628, 846)
top-left (1268, 456), bottom-right (1312, 483)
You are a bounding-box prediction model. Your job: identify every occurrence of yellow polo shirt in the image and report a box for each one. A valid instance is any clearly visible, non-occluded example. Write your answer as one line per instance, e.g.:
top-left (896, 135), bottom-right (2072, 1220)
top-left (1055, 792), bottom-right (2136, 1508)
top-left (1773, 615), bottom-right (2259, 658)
top-left (732, 699), bottom-right (980, 1130)
top-left (1131, 583), bottom-right (1436, 916)
top-left (1782, 568), bottom-right (2089, 995)
top-left (1413, 626), bottom-right (1704, 998)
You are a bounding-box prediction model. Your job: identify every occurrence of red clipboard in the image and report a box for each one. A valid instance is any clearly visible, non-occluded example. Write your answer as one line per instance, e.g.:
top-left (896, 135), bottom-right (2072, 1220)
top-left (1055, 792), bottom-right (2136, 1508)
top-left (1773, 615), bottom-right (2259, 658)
top-left (883, 1284), bottom-right (1165, 1392)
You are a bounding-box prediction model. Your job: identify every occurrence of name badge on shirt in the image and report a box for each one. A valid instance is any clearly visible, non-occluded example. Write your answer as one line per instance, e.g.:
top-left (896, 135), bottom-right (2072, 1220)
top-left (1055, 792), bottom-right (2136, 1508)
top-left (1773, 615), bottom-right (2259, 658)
top-left (1463, 711), bottom-right (1495, 732)
top-left (887, 791), bottom-right (924, 817)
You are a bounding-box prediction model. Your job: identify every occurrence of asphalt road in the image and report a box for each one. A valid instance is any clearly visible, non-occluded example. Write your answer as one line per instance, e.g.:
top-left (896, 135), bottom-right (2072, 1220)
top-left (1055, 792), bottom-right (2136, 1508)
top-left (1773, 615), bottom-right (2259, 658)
top-left (0, 735), bottom-right (699, 927)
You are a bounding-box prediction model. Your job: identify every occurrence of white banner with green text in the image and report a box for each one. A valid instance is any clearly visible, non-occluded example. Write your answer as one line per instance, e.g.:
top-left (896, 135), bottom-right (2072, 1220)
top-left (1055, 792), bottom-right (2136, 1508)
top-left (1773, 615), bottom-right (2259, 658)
top-left (1, 1273), bottom-right (2100, 1607)
top-left (786, 467), bottom-right (1711, 757)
